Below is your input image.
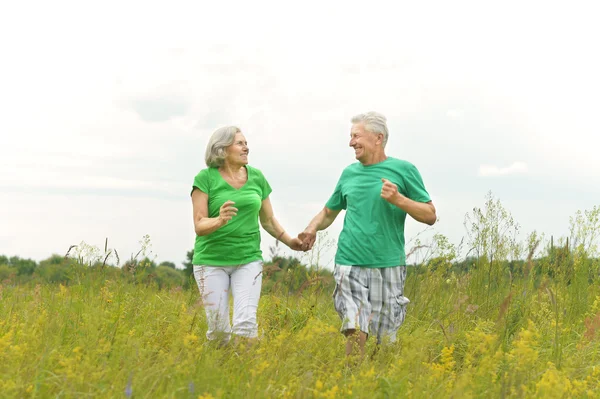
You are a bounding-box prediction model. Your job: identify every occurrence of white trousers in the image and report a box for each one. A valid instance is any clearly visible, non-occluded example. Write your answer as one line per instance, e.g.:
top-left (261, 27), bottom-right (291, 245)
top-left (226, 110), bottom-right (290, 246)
top-left (193, 261), bottom-right (263, 341)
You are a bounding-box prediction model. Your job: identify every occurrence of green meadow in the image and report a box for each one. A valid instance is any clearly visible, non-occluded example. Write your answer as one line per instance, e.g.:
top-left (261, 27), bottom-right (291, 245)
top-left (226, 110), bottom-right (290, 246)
top-left (1, 196), bottom-right (599, 398)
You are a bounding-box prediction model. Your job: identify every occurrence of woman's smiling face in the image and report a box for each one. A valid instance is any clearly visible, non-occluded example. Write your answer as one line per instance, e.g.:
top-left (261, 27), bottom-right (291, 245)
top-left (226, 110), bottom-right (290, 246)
top-left (225, 132), bottom-right (249, 166)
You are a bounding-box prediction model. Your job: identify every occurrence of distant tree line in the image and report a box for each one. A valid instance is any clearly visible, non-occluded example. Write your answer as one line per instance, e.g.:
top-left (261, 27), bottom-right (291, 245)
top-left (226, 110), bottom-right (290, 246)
top-left (2, 194), bottom-right (597, 293)
top-left (0, 254), bottom-right (190, 289)
top-left (0, 249), bottom-right (334, 294)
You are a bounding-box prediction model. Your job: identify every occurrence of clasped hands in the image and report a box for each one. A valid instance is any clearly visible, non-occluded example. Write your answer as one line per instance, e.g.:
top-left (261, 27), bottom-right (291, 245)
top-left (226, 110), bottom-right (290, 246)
top-left (286, 229), bottom-right (316, 252)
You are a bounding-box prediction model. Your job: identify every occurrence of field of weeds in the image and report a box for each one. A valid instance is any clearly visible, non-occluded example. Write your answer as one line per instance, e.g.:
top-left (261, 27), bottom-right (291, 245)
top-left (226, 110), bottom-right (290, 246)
top-left (1, 199), bottom-right (600, 398)
top-left (1, 254), bottom-right (600, 398)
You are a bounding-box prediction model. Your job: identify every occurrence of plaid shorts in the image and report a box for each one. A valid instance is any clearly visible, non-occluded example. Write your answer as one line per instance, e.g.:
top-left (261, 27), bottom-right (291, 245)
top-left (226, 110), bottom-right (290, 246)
top-left (332, 265), bottom-right (409, 343)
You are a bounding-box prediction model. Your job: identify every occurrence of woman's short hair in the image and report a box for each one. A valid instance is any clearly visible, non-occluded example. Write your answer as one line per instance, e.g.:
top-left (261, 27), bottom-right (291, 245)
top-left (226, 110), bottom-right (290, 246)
top-left (351, 112), bottom-right (389, 148)
top-left (205, 126), bottom-right (241, 168)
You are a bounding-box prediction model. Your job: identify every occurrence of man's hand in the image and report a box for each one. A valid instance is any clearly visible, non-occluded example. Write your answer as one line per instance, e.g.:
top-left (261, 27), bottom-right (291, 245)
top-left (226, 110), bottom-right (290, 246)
top-left (381, 178), bottom-right (437, 225)
top-left (381, 178), bottom-right (404, 204)
top-left (298, 228), bottom-right (317, 251)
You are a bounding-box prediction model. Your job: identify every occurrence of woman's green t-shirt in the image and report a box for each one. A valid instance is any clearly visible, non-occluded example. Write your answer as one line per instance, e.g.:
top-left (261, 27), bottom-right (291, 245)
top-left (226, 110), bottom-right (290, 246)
top-left (191, 165), bottom-right (272, 266)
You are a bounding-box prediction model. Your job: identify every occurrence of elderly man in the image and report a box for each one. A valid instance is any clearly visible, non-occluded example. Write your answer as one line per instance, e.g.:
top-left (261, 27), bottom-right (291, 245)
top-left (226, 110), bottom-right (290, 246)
top-left (300, 111), bottom-right (436, 357)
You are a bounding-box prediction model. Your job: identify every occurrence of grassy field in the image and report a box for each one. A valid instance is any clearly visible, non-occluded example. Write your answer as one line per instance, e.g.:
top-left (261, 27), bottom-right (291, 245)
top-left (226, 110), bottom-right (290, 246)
top-left (1, 250), bottom-right (600, 398)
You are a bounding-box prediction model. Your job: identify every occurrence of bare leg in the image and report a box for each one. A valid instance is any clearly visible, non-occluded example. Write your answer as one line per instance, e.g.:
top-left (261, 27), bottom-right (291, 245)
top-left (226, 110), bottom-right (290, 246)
top-left (344, 329), bottom-right (368, 358)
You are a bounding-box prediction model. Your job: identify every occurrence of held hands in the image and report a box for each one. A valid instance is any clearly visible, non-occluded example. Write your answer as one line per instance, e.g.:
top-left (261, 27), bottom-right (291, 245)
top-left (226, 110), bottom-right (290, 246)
top-left (288, 237), bottom-right (305, 251)
top-left (218, 200), bottom-right (238, 224)
top-left (381, 178), bottom-right (404, 204)
top-left (298, 229), bottom-right (317, 251)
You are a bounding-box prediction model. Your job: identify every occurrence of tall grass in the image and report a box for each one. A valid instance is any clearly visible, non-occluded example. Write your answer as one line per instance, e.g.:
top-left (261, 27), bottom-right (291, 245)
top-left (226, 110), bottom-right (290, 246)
top-left (1, 254), bottom-right (599, 398)
top-left (1, 198), bottom-right (599, 397)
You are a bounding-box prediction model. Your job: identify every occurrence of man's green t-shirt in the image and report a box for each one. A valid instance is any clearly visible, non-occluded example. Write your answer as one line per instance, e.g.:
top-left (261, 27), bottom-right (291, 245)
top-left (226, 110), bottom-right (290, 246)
top-left (326, 157), bottom-right (431, 268)
top-left (191, 165), bottom-right (272, 266)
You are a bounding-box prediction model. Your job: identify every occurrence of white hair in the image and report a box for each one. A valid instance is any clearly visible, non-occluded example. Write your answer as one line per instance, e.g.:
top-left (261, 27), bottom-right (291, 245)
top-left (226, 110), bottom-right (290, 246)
top-left (351, 111), bottom-right (389, 148)
top-left (204, 126), bottom-right (241, 168)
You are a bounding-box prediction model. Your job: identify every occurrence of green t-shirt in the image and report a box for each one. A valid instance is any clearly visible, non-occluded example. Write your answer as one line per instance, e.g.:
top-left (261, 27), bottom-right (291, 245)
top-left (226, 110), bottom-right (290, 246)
top-left (326, 157), bottom-right (431, 268)
top-left (191, 165), bottom-right (272, 266)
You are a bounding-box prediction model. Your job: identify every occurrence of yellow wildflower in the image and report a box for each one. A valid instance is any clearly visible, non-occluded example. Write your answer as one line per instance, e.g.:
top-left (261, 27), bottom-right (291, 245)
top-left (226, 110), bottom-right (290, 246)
top-left (361, 367), bottom-right (376, 378)
top-left (184, 333), bottom-right (199, 347)
top-left (535, 362), bottom-right (573, 398)
top-left (322, 385), bottom-right (339, 399)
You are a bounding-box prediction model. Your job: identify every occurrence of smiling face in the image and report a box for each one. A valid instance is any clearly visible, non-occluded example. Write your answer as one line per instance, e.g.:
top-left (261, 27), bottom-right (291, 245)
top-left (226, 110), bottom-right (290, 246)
top-left (349, 123), bottom-right (384, 164)
top-left (224, 132), bottom-right (249, 166)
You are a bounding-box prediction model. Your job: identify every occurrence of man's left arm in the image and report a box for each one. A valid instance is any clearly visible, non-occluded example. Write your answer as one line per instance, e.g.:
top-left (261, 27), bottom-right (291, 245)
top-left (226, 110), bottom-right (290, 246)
top-left (381, 178), bottom-right (437, 225)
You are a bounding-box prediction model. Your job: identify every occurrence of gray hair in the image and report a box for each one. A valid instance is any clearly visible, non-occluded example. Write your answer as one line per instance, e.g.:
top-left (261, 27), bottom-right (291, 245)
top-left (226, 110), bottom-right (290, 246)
top-left (351, 112), bottom-right (389, 148)
top-left (204, 126), bottom-right (241, 168)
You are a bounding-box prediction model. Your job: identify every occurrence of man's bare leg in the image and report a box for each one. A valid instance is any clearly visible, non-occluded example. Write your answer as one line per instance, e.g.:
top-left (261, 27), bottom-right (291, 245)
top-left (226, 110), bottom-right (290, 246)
top-left (344, 329), bottom-right (368, 357)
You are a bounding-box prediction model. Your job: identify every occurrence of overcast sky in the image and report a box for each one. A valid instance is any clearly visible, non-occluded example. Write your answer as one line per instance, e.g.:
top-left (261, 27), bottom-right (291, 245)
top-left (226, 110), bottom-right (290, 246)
top-left (1, 1), bottom-right (598, 268)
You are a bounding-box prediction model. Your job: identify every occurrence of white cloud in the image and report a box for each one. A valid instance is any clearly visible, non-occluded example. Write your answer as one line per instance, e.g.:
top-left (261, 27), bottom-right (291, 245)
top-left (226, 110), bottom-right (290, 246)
top-left (478, 162), bottom-right (529, 177)
top-left (446, 109), bottom-right (465, 120)
top-left (1, 0), bottom-right (599, 265)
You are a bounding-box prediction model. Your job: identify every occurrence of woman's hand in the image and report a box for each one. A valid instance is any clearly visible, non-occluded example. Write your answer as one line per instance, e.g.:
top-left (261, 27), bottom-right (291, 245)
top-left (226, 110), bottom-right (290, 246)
top-left (218, 200), bottom-right (238, 224)
top-left (288, 237), bottom-right (305, 251)
top-left (193, 189), bottom-right (232, 236)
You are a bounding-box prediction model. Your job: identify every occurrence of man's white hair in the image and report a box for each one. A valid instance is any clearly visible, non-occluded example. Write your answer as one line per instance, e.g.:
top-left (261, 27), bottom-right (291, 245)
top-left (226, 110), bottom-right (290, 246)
top-left (351, 112), bottom-right (389, 148)
top-left (204, 126), bottom-right (241, 168)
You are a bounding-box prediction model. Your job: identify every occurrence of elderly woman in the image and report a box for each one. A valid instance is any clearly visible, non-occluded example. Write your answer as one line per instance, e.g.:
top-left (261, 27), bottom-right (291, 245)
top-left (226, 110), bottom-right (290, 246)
top-left (191, 126), bottom-right (303, 344)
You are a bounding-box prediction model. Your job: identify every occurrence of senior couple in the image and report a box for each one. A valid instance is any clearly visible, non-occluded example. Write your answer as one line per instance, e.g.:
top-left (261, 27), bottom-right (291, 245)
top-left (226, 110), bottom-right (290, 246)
top-left (190, 112), bottom-right (436, 357)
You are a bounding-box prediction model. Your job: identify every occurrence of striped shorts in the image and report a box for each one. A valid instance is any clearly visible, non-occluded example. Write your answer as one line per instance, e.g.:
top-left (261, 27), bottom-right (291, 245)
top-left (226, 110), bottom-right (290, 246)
top-left (333, 265), bottom-right (409, 343)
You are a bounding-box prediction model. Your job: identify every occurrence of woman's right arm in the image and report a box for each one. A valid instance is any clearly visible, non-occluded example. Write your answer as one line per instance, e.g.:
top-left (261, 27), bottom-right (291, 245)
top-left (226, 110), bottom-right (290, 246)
top-left (192, 189), bottom-right (237, 236)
